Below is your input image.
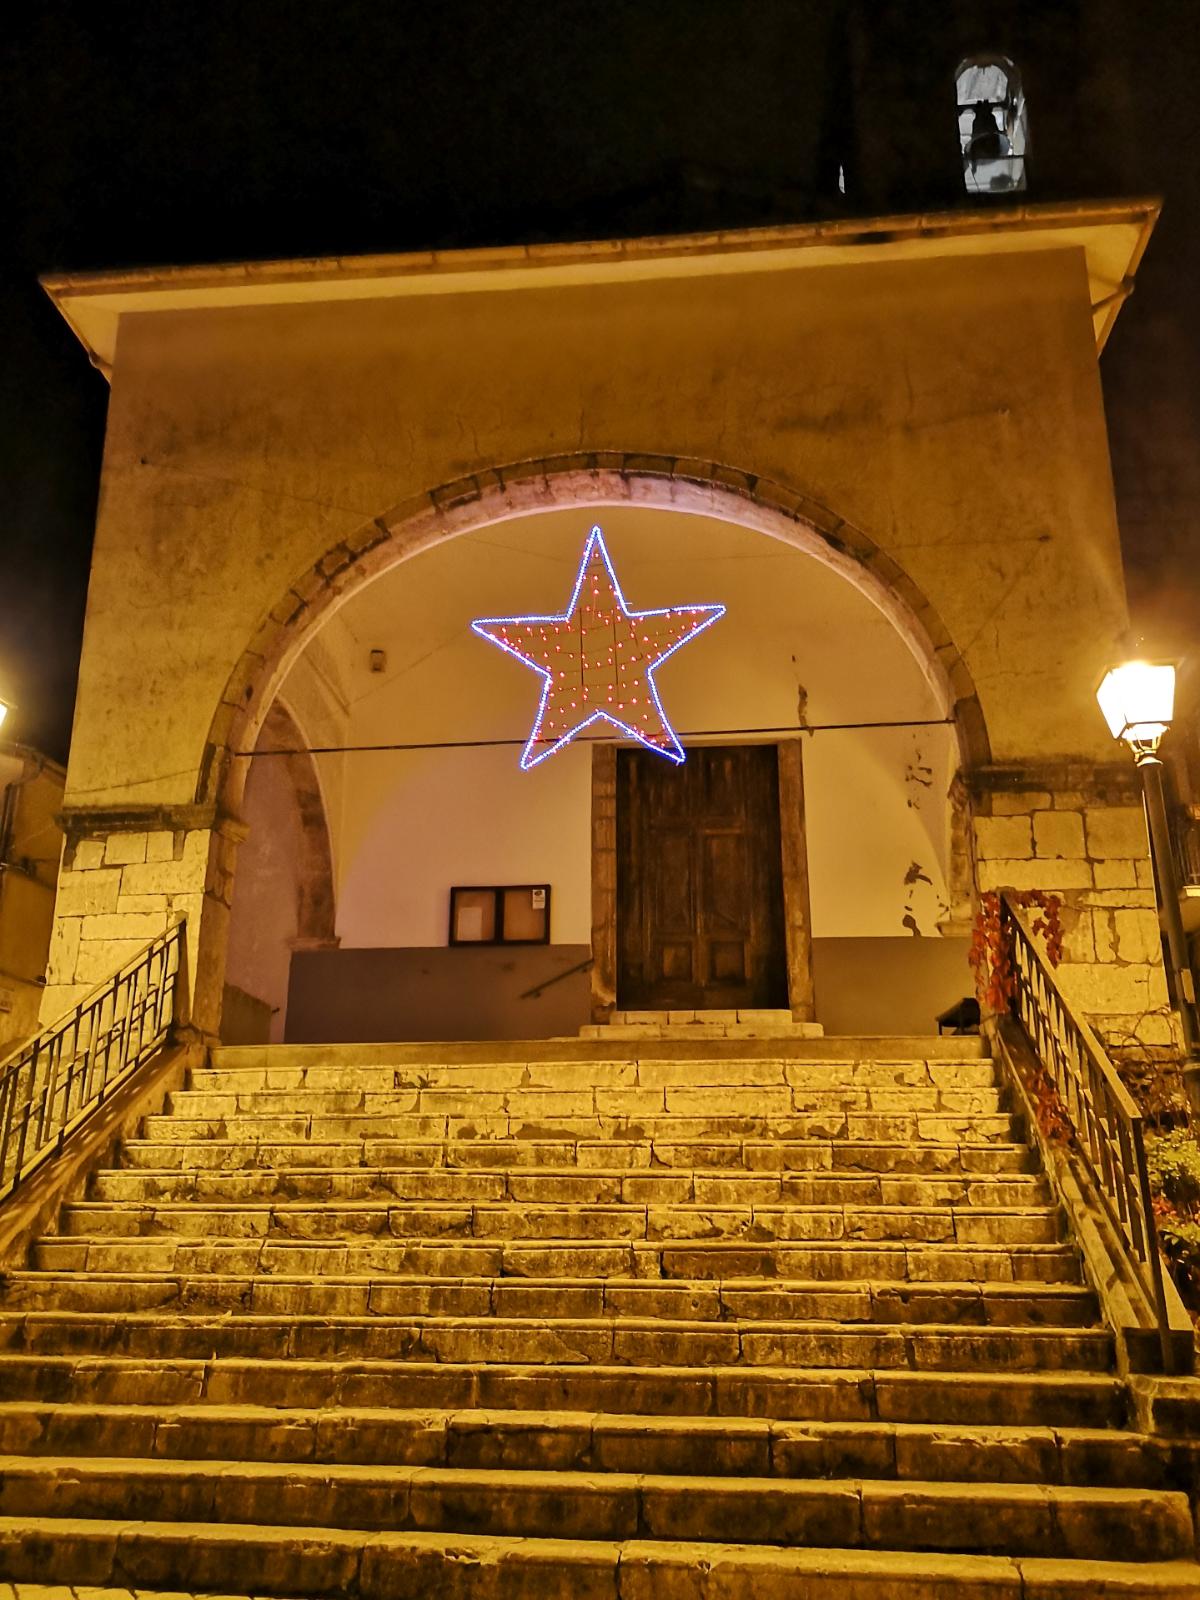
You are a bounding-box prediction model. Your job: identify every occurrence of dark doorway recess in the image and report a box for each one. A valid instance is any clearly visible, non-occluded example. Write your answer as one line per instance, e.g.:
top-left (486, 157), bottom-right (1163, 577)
top-left (616, 744), bottom-right (789, 1010)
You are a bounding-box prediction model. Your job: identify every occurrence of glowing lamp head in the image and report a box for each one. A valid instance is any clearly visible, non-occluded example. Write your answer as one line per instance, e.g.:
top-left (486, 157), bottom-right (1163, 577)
top-left (1097, 660), bottom-right (1176, 757)
top-left (0, 699), bottom-right (8, 733)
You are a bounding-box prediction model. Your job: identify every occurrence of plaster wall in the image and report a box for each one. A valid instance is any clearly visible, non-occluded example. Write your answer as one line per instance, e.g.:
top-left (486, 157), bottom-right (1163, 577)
top-left (288, 505), bottom-right (955, 948)
top-left (67, 242), bottom-right (1125, 818)
top-left (275, 648), bottom-right (349, 884)
top-left (0, 753), bottom-right (64, 1049)
top-left (223, 739), bottom-right (302, 1043)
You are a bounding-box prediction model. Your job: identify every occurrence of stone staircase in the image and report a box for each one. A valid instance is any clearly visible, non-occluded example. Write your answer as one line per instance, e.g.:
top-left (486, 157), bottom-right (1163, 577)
top-left (0, 1036), bottom-right (1197, 1597)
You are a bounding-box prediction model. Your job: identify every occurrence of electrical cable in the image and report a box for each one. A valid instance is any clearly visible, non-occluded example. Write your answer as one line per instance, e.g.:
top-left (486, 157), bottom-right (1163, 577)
top-left (234, 717), bottom-right (956, 758)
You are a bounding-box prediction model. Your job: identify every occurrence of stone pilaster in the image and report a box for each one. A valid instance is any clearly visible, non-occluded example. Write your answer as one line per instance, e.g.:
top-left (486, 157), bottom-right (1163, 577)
top-left (41, 805), bottom-right (246, 1043)
top-left (969, 763), bottom-right (1177, 1052)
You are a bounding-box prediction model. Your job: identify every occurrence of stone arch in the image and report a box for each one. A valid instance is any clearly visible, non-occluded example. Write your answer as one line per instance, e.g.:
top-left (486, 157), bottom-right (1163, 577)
top-left (221, 697), bottom-right (338, 1041)
top-left (199, 452), bottom-right (991, 816)
top-left (252, 700), bottom-right (337, 945)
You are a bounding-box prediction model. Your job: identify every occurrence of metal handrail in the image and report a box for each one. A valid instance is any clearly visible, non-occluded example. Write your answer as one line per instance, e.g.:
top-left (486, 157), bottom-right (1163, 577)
top-left (518, 956), bottom-right (594, 1001)
top-left (999, 892), bottom-right (1173, 1368)
top-left (0, 920), bottom-right (185, 1203)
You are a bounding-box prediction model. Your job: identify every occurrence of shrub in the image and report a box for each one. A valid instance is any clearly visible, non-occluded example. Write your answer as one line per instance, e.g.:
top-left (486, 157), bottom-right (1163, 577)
top-left (1148, 1128), bottom-right (1200, 1208)
top-left (1147, 1128), bottom-right (1200, 1316)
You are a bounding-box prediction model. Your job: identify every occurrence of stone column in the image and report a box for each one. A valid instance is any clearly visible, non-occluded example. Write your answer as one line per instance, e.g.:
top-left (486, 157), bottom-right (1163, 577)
top-left (41, 805), bottom-right (245, 1044)
top-left (589, 746), bottom-right (618, 1024)
top-left (970, 763), bottom-right (1177, 1055)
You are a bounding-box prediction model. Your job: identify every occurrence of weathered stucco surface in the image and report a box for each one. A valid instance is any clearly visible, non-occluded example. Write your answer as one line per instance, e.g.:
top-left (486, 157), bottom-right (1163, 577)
top-left (41, 222), bottom-right (1160, 1040)
top-left (71, 242), bottom-right (1124, 809)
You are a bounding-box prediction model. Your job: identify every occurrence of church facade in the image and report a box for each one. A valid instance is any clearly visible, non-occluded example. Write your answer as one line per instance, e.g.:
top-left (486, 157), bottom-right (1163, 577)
top-left (38, 197), bottom-right (1176, 1057)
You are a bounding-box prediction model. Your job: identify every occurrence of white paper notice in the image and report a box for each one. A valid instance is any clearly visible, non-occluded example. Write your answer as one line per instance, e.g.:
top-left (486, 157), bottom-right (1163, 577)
top-left (456, 904), bottom-right (484, 941)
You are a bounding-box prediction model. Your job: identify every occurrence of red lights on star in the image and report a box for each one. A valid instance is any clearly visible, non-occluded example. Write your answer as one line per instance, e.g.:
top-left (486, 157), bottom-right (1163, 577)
top-left (471, 526), bottom-right (725, 769)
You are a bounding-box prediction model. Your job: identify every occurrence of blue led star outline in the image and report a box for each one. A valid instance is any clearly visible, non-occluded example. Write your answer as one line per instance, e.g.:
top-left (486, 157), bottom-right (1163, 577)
top-left (471, 525), bottom-right (726, 769)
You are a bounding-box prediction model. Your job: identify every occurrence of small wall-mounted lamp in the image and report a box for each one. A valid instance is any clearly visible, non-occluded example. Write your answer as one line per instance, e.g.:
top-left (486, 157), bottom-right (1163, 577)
top-left (1097, 660), bottom-right (1199, 1074)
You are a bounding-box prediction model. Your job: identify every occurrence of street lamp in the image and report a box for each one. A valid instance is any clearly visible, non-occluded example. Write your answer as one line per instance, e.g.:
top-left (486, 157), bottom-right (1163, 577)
top-left (1097, 661), bottom-right (1200, 1074)
top-left (0, 698), bottom-right (8, 733)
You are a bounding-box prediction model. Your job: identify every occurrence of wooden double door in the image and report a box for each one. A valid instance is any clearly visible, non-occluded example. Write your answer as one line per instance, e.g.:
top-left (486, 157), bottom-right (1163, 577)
top-left (615, 744), bottom-right (794, 1011)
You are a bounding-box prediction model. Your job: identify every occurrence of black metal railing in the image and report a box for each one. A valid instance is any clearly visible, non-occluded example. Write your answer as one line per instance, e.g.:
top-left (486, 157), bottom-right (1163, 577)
top-left (0, 920), bottom-right (184, 1203)
top-left (1000, 892), bottom-right (1173, 1367)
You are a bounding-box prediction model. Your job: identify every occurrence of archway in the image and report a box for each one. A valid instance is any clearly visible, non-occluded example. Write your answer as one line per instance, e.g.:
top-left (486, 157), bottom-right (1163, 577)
top-left (203, 457), bottom-right (991, 1040)
top-left (200, 454), bottom-right (990, 818)
top-left (222, 700), bottom-right (337, 1042)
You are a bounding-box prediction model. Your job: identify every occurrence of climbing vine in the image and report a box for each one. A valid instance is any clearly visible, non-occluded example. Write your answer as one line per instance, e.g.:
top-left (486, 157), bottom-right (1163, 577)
top-left (969, 889), bottom-right (1070, 1143)
top-left (1024, 1058), bottom-right (1075, 1146)
top-left (968, 889), bottom-right (1063, 1012)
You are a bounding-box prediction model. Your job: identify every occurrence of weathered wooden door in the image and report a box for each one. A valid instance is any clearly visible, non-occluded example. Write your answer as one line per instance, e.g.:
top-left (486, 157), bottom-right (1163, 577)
top-left (616, 744), bottom-right (788, 1009)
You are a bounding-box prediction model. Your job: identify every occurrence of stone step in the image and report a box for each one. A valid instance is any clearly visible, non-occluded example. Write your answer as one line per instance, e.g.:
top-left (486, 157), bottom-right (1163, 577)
top-left (138, 1111), bottom-right (1022, 1143)
top-left (89, 1165), bottom-right (1052, 1207)
top-left (166, 1086), bottom-right (1007, 1119)
top-left (0, 1356), bottom-right (1127, 1426)
top-left (54, 1199), bottom-right (1064, 1245)
top-left (210, 1037), bottom-right (991, 1067)
top-left (0, 1273), bottom-right (1098, 1327)
top-left (28, 1235), bottom-right (1082, 1283)
top-left (610, 1010), bottom-right (814, 1025)
top-left (0, 1458), bottom-right (1186, 1561)
top-left (582, 1019), bottom-right (828, 1040)
top-left (118, 1136), bottom-right (1038, 1174)
top-left (4, 1522), bottom-right (1199, 1600)
top-left (189, 1056), bottom-right (1001, 1093)
top-left (0, 1310), bottom-right (1114, 1369)
top-left (4, 1023), bottom-right (1179, 1598)
top-left (0, 1401), bottom-right (1157, 1485)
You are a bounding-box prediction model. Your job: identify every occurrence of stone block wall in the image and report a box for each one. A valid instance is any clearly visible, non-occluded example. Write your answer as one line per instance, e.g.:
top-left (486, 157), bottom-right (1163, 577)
top-left (971, 768), bottom-right (1175, 1051)
top-left (40, 811), bottom-right (241, 1040)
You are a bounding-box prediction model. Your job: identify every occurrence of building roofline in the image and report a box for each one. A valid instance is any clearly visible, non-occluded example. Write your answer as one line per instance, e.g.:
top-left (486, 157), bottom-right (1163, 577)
top-left (0, 743), bottom-right (67, 783)
top-left (42, 196), bottom-right (1160, 378)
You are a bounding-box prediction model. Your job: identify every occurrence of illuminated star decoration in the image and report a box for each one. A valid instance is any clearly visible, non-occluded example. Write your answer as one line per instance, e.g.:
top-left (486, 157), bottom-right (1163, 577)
top-left (471, 525), bottom-right (725, 769)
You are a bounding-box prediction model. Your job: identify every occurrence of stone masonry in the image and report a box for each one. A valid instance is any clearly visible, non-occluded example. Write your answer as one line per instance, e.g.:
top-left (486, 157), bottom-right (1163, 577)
top-left (0, 1035), bottom-right (1197, 1595)
top-left (971, 769), bottom-right (1176, 1051)
top-left (41, 813), bottom-right (242, 1039)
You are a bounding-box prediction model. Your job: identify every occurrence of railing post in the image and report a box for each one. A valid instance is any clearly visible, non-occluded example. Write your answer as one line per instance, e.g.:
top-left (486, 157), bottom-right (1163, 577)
top-left (1132, 1119), bottom-right (1176, 1375)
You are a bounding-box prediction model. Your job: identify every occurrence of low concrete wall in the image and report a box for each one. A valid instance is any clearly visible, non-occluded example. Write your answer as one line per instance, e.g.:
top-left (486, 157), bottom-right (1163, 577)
top-left (812, 936), bottom-right (974, 1037)
top-left (284, 945), bottom-right (594, 1043)
top-left (280, 937), bottom-right (973, 1042)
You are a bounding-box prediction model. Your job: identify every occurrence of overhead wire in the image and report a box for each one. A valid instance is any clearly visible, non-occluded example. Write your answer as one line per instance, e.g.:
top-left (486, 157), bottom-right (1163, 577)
top-left (233, 717), bottom-right (956, 758)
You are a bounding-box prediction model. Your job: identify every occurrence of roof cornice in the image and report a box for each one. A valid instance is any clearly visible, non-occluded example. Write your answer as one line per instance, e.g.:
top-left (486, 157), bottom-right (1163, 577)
top-left (41, 196), bottom-right (1160, 379)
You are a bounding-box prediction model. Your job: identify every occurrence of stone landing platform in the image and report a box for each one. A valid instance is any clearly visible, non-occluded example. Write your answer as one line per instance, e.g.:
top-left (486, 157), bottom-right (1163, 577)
top-left (581, 1009), bottom-right (825, 1040)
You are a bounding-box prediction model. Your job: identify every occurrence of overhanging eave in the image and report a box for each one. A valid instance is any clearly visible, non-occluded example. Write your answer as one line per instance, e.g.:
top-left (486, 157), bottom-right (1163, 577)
top-left (41, 196), bottom-right (1160, 380)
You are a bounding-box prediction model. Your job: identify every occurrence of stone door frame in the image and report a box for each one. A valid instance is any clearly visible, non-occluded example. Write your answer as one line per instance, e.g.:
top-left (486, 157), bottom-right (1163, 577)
top-left (590, 738), bottom-right (815, 1023)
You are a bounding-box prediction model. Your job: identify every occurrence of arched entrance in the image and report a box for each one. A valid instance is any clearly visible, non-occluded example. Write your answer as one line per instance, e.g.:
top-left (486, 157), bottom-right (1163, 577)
top-left (202, 455), bottom-right (990, 817)
top-left (206, 458), bottom-right (989, 1044)
top-left (223, 701), bottom-right (337, 1043)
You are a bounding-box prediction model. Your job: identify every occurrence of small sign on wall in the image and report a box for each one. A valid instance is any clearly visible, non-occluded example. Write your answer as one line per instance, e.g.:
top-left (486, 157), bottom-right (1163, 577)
top-left (449, 884), bottom-right (551, 946)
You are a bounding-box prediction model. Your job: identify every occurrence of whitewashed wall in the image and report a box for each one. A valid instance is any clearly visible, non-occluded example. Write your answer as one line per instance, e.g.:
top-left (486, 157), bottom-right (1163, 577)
top-left (273, 505), bottom-right (957, 948)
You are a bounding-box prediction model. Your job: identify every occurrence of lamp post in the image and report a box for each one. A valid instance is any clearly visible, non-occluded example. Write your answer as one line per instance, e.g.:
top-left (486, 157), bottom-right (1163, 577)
top-left (1097, 662), bottom-right (1200, 1094)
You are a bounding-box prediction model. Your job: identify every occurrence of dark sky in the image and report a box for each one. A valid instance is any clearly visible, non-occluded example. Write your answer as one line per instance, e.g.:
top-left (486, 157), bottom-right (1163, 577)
top-left (1, 1), bottom-right (1197, 763)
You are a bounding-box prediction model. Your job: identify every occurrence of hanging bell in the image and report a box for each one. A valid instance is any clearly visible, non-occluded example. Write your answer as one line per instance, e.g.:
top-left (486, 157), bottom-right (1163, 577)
top-left (965, 101), bottom-right (1011, 170)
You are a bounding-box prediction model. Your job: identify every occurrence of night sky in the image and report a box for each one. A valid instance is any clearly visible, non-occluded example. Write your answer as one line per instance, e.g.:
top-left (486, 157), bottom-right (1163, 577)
top-left (2, 1), bottom-right (1198, 764)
